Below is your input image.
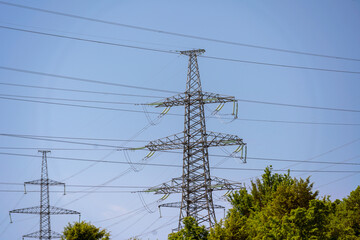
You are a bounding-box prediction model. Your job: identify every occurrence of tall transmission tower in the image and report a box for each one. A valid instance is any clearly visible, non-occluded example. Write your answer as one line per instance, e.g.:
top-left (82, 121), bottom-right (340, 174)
top-left (144, 49), bottom-right (247, 229)
top-left (9, 150), bottom-right (80, 240)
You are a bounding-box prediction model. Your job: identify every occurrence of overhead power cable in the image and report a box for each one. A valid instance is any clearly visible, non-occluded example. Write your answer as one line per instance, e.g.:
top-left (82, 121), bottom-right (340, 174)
top-left (0, 93), bottom-right (140, 105)
top-left (0, 133), bottom-right (148, 142)
top-left (200, 55), bottom-right (360, 75)
top-left (1, 81), bottom-right (360, 113)
top-left (2, 133), bottom-right (359, 166)
top-left (0, 65), bottom-right (178, 94)
top-left (0, 152), bottom-right (359, 173)
top-left (235, 98), bottom-right (360, 113)
top-left (1, 96), bottom-right (360, 126)
top-left (0, 1), bottom-right (358, 62)
top-left (0, 189), bottom-right (135, 193)
top-left (0, 182), bottom-right (150, 188)
top-left (0, 82), bottom-right (163, 98)
top-left (1, 25), bottom-right (360, 74)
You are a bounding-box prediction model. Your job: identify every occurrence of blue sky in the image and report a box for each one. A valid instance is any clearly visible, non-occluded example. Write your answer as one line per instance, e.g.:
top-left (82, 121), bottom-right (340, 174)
top-left (0, 0), bottom-right (359, 239)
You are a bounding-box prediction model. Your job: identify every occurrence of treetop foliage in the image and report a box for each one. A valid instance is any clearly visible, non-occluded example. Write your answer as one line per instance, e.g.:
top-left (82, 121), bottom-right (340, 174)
top-left (61, 221), bottom-right (110, 240)
top-left (169, 166), bottom-right (359, 240)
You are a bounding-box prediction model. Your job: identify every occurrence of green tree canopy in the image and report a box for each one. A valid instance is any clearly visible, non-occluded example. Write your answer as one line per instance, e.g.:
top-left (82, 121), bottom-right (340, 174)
top-left (209, 166), bottom-right (359, 240)
top-left (61, 221), bottom-right (110, 240)
top-left (168, 216), bottom-right (209, 240)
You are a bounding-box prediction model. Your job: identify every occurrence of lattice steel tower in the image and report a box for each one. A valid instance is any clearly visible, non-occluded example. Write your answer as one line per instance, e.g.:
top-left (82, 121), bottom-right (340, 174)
top-left (144, 49), bottom-right (247, 229)
top-left (9, 150), bottom-right (80, 239)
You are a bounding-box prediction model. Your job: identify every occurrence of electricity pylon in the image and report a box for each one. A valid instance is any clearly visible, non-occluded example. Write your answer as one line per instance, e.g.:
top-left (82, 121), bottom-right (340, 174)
top-left (144, 49), bottom-right (247, 229)
top-left (9, 150), bottom-right (80, 240)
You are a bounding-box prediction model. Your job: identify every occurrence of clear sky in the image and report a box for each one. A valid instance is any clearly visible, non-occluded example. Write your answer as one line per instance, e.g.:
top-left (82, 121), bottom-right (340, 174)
top-left (0, 0), bottom-right (359, 239)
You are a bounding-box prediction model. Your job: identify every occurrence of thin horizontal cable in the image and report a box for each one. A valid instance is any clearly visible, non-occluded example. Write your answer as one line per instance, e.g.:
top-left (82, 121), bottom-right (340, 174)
top-left (0, 182), bottom-right (150, 188)
top-left (1, 25), bottom-right (360, 74)
top-left (2, 81), bottom-right (360, 114)
top-left (1, 96), bottom-right (360, 126)
top-left (0, 1), bottom-right (358, 62)
top-left (232, 117), bottom-right (360, 126)
top-left (0, 190), bottom-right (135, 193)
top-left (0, 65), bottom-right (178, 94)
top-left (1, 83), bottom-right (359, 114)
top-left (0, 25), bottom-right (177, 55)
top-left (0, 133), bottom-right (148, 142)
top-left (0, 82), bottom-right (163, 98)
top-left (2, 133), bottom-right (359, 166)
top-left (0, 141), bottom-right (359, 166)
top-left (0, 152), bottom-right (359, 173)
top-left (0, 133), bottom-right (122, 148)
top-left (0, 147), bottom-right (122, 151)
top-left (201, 55), bottom-right (360, 75)
top-left (236, 98), bottom-right (360, 113)
top-left (0, 93), bottom-right (139, 105)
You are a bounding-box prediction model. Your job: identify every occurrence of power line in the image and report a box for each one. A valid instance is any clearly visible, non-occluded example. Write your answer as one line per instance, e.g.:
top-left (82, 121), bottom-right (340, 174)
top-left (0, 133), bottom-right (148, 142)
top-left (200, 55), bottom-right (360, 75)
top-left (235, 98), bottom-right (360, 113)
top-left (0, 1), bottom-right (358, 62)
top-left (0, 190), bottom-right (135, 193)
top-left (1, 81), bottom-right (360, 113)
top-left (1, 25), bottom-right (360, 75)
top-left (0, 82), bottom-right (164, 98)
top-left (0, 182), bottom-right (150, 189)
top-left (0, 65), bottom-right (178, 94)
top-left (1, 96), bottom-right (360, 126)
top-left (2, 133), bottom-right (359, 166)
top-left (0, 93), bottom-right (140, 105)
top-left (0, 147), bottom-right (126, 151)
top-left (0, 152), bottom-right (359, 172)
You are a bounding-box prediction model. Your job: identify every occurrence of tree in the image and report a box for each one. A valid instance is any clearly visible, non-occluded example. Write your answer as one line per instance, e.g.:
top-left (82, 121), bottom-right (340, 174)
top-left (61, 221), bottom-right (110, 240)
top-left (209, 166), bottom-right (359, 239)
top-left (168, 217), bottom-right (209, 240)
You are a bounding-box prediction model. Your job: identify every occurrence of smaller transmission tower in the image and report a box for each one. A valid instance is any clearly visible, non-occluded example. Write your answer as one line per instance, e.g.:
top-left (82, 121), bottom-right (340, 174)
top-left (9, 150), bottom-right (80, 240)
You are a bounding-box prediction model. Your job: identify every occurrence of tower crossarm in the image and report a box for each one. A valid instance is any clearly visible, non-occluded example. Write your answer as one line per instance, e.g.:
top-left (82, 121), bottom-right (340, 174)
top-left (159, 202), bottom-right (224, 209)
top-left (145, 176), bottom-right (243, 195)
top-left (10, 206), bottom-right (80, 215)
top-left (145, 131), bottom-right (245, 151)
top-left (146, 91), bottom-right (236, 108)
top-left (25, 179), bottom-right (65, 186)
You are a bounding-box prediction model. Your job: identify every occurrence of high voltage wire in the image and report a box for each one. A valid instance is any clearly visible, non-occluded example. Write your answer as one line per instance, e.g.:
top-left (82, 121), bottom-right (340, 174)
top-left (1, 89), bottom-right (359, 113)
top-left (0, 182), bottom-right (151, 188)
top-left (2, 66), bottom-right (360, 112)
top-left (0, 93), bottom-right (140, 105)
top-left (1, 133), bottom-right (360, 166)
top-left (0, 65), bottom-right (178, 94)
top-left (0, 190), bottom-right (135, 193)
top-left (0, 82), bottom-right (163, 98)
top-left (0, 133), bottom-right (148, 142)
top-left (0, 152), bottom-right (360, 171)
top-left (1, 25), bottom-right (360, 75)
top-left (1, 96), bottom-right (360, 126)
top-left (235, 98), bottom-right (360, 113)
top-left (0, 1), bottom-right (359, 62)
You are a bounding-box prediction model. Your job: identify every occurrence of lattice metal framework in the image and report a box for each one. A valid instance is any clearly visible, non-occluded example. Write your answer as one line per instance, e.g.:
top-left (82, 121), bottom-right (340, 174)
top-left (145, 49), bottom-right (247, 229)
top-left (9, 150), bottom-right (80, 240)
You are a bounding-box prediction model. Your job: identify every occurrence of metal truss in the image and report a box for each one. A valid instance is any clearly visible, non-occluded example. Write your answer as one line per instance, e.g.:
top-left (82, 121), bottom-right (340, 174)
top-left (144, 49), bottom-right (247, 229)
top-left (145, 176), bottom-right (243, 194)
top-left (146, 131), bottom-right (245, 151)
top-left (10, 150), bottom-right (80, 240)
top-left (22, 231), bottom-right (62, 239)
